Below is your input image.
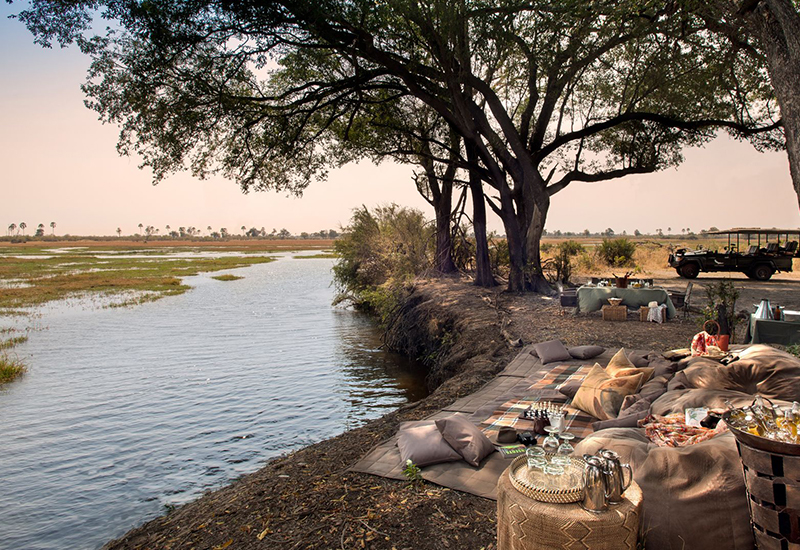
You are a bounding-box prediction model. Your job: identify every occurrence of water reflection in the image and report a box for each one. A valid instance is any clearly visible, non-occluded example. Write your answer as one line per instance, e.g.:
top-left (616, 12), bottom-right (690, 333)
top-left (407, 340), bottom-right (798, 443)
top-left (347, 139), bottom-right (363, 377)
top-left (0, 256), bottom-right (428, 550)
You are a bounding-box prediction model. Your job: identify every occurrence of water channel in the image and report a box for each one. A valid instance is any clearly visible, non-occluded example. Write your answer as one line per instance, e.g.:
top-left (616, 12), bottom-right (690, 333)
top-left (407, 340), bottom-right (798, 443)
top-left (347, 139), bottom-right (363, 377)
top-left (0, 254), bottom-right (428, 550)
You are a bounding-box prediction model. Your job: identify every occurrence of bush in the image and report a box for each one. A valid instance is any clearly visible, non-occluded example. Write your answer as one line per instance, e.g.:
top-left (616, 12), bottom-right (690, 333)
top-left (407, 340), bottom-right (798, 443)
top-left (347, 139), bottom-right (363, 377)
top-left (598, 238), bottom-right (636, 267)
top-left (332, 204), bottom-right (434, 321)
top-left (702, 279), bottom-right (740, 342)
top-left (546, 240), bottom-right (584, 284)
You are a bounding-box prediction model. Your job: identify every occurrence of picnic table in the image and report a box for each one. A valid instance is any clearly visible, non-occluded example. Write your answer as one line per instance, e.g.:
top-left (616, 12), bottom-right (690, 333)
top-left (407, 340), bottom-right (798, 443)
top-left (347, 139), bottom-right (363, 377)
top-left (577, 286), bottom-right (677, 319)
top-left (746, 315), bottom-right (800, 345)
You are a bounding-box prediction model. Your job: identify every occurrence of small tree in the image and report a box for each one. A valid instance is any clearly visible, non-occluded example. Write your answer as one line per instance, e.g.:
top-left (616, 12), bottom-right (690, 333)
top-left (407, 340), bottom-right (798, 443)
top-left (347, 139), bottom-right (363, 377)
top-left (116, 227), bottom-right (122, 237)
top-left (19, 222), bottom-right (27, 236)
top-left (702, 280), bottom-right (741, 343)
top-left (50, 221), bottom-right (56, 235)
top-left (598, 238), bottom-right (637, 267)
top-left (35, 224), bottom-right (45, 237)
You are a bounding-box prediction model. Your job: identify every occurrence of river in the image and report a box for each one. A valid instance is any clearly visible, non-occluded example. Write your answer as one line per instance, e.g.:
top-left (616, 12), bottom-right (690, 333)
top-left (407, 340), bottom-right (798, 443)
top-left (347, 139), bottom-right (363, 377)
top-left (0, 254), bottom-right (428, 550)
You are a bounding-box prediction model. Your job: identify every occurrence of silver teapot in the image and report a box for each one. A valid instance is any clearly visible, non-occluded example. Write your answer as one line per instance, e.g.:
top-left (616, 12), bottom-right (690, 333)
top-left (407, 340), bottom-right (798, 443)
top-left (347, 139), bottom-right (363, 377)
top-left (581, 454), bottom-right (610, 513)
top-left (599, 449), bottom-right (633, 504)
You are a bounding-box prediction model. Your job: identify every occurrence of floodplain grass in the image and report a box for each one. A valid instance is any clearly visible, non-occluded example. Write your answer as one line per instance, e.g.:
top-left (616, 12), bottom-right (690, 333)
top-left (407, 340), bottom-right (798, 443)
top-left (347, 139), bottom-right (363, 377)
top-left (0, 353), bottom-right (26, 384)
top-left (0, 244), bottom-right (280, 311)
top-left (294, 252), bottom-right (338, 259)
top-left (211, 274), bottom-right (244, 281)
top-left (0, 335), bottom-right (28, 350)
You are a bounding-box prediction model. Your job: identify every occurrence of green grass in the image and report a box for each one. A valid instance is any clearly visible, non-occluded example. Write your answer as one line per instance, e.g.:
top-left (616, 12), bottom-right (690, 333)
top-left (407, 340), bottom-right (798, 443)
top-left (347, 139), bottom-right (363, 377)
top-left (211, 274), bottom-right (244, 281)
top-left (0, 247), bottom-right (276, 311)
top-left (0, 353), bottom-right (26, 384)
top-left (0, 335), bottom-right (28, 350)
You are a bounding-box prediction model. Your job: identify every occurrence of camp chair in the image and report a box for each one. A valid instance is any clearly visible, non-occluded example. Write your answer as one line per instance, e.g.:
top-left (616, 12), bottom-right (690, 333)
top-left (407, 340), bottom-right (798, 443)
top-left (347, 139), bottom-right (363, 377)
top-left (669, 281), bottom-right (693, 318)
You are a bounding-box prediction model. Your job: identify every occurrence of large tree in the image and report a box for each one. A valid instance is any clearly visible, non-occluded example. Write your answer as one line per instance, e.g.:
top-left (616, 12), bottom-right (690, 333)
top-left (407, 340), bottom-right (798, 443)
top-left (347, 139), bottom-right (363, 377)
top-left (15, 0), bottom-right (784, 291)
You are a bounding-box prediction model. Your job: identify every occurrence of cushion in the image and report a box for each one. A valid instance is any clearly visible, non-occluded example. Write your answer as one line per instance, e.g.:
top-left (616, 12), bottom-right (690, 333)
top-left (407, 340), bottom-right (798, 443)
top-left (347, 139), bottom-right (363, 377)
top-left (558, 380), bottom-right (582, 400)
top-left (628, 353), bottom-right (650, 368)
top-left (571, 364), bottom-right (644, 420)
top-left (619, 397), bottom-right (651, 418)
top-left (606, 348), bottom-right (654, 384)
top-left (650, 357), bottom-right (677, 377)
top-left (532, 340), bottom-right (572, 364)
top-left (396, 422), bottom-right (462, 467)
top-left (568, 345), bottom-right (605, 360)
top-left (591, 409), bottom-right (649, 431)
top-left (574, 429), bottom-right (754, 550)
top-left (434, 414), bottom-right (495, 467)
top-left (638, 374), bottom-right (670, 403)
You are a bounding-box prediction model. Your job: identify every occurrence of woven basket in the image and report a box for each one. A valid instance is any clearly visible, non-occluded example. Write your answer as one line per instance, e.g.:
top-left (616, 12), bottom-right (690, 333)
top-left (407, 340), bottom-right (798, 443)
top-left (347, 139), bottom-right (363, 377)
top-left (508, 454), bottom-right (585, 504)
top-left (602, 304), bottom-right (627, 321)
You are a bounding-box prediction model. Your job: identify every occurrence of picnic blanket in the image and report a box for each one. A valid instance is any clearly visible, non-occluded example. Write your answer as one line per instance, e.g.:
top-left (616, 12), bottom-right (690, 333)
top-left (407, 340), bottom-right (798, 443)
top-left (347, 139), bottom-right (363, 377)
top-left (478, 363), bottom-right (596, 442)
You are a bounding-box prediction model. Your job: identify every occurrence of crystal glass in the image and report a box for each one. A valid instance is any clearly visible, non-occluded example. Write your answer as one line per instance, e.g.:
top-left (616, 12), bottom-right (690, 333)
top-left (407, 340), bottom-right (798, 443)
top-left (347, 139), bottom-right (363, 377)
top-left (542, 426), bottom-right (560, 453)
top-left (556, 432), bottom-right (575, 464)
top-left (525, 446), bottom-right (545, 468)
top-left (544, 463), bottom-right (565, 490)
top-left (549, 412), bottom-right (564, 433)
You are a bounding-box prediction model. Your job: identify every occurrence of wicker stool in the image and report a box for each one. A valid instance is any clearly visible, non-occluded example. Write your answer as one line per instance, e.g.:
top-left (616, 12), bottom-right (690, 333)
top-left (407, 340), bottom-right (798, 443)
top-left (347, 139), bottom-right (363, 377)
top-left (497, 468), bottom-right (642, 550)
top-left (601, 304), bottom-right (627, 321)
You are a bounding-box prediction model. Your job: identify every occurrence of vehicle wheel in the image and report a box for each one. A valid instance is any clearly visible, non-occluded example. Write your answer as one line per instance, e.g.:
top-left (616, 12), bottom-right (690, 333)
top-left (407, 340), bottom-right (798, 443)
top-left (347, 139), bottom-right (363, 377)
top-left (752, 264), bottom-right (774, 281)
top-left (744, 271), bottom-right (757, 280)
top-left (676, 268), bottom-right (684, 278)
top-left (679, 263), bottom-right (699, 279)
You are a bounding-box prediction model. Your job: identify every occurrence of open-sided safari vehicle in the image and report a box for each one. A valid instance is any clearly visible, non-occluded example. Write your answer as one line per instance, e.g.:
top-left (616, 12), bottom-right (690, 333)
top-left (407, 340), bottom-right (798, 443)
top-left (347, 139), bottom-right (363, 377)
top-left (668, 228), bottom-right (800, 280)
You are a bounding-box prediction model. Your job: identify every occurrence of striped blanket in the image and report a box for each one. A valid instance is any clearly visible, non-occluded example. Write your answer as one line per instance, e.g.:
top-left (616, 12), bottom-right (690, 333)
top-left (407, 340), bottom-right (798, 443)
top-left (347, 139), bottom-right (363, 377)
top-left (479, 363), bottom-right (596, 442)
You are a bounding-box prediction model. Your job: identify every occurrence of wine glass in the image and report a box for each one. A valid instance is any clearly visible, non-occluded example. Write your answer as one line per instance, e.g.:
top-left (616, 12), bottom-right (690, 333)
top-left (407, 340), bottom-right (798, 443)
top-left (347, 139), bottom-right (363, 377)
top-left (542, 426), bottom-right (560, 453)
top-left (556, 432), bottom-right (575, 465)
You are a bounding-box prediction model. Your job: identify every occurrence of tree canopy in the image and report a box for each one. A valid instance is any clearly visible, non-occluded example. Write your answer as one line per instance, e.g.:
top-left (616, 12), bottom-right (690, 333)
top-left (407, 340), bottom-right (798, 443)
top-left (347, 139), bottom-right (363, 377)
top-left (14, 0), bottom-right (788, 290)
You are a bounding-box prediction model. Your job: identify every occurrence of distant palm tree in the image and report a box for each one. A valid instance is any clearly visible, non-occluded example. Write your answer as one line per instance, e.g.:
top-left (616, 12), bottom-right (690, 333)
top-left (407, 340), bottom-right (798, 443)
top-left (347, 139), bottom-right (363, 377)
top-left (8, 223), bottom-right (16, 236)
top-left (117, 227), bottom-right (122, 238)
top-left (19, 222), bottom-right (27, 236)
top-left (138, 223), bottom-right (144, 235)
top-left (50, 221), bottom-right (56, 235)
top-left (36, 223), bottom-right (45, 237)
top-left (207, 225), bottom-right (212, 235)
top-left (241, 225), bottom-right (246, 236)
top-left (165, 224), bottom-right (171, 233)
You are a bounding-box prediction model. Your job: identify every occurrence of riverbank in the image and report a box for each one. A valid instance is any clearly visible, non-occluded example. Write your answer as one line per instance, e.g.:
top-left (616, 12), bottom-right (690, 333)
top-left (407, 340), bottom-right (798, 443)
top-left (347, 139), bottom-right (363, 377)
top-left (102, 272), bottom-right (800, 549)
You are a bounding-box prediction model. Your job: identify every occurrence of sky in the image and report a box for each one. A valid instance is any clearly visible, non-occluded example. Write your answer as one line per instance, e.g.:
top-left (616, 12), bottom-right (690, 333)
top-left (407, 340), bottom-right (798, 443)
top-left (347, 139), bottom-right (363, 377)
top-left (2, 4), bottom-right (799, 237)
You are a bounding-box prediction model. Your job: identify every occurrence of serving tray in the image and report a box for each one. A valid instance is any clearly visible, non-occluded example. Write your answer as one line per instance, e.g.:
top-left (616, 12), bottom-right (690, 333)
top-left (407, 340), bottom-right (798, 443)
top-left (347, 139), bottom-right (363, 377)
top-left (508, 454), bottom-right (585, 504)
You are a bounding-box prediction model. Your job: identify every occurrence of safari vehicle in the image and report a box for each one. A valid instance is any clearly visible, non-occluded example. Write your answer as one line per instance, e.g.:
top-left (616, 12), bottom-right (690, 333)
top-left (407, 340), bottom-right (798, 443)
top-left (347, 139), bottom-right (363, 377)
top-left (668, 228), bottom-right (800, 280)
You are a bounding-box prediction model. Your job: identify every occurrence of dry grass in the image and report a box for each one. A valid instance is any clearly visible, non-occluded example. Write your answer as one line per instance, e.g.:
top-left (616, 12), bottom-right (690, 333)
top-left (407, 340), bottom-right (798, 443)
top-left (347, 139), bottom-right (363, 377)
top-left (211, 274), bottom-right (244, 282)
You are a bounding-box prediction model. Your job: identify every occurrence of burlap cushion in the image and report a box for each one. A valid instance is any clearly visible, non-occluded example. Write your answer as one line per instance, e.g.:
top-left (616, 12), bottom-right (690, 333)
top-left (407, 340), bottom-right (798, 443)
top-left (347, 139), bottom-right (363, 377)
top-left (607, 348), bottom-right (654, 384)
top-left (435, 414), bottom-right (495, 467)
top-left (572, 364), bottom-right (644, 420)
top-left (396, 422), bottom-right (462, 467)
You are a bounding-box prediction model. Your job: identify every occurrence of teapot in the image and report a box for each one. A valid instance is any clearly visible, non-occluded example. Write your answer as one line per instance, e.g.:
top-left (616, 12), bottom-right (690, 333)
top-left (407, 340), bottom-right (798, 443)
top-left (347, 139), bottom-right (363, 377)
top-left (599, 449), bottom-right (633, 504)
top-left (581, 454), bottom-right (610, 513)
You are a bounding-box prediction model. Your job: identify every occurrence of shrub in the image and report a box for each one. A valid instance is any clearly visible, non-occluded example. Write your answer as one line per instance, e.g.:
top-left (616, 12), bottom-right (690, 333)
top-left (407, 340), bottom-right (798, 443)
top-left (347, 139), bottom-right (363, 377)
top-left (702, 279), bottom-right (740, 342)
top-left (332, 204), bottom-right (434, 321)
top-left (598, 238), bottom-right (636, 267)
top-left (546, 240), bottom-right (585, 284)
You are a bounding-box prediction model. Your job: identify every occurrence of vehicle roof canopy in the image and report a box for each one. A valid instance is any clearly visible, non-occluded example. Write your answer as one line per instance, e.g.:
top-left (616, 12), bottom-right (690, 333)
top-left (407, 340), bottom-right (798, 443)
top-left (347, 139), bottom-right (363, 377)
top-left (707, 228), bottom-right (800, 236)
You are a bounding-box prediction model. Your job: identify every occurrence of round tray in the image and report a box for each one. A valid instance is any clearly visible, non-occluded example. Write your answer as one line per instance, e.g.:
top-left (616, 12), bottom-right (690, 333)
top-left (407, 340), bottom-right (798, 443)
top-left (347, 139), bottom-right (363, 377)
top-left (508, 454), bottom-right (585, 504)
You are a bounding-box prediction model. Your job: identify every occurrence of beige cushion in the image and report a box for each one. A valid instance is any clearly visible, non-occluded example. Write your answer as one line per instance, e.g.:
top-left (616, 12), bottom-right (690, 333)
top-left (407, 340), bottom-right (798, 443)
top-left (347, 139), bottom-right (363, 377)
top-left (396, 422), bottom-right (463, 467)
top-left (606, 348), bottom-right (654, 384)
top-left (435, 414), bottom-right (495, 467)
top-left (572, 364), bottom-right (644, 420)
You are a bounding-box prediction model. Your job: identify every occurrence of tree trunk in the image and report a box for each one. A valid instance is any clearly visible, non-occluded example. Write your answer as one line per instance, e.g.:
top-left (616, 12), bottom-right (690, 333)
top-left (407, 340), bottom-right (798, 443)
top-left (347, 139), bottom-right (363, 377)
top-left (525, 200), bottom-right (556, 295)
top-left (496, 185), bottom-right (528, 293)
top-left (433, 188), bottom-right (457, 274)
top-left (468, 172), bottom-right (496, 287)
top-left (744, 0), bottom-right (800, 210)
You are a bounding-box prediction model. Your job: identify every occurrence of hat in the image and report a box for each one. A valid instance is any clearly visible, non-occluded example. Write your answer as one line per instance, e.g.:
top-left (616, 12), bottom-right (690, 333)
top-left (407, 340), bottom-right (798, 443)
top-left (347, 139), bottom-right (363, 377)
top-left (496, 427), bottom-right (518, 444)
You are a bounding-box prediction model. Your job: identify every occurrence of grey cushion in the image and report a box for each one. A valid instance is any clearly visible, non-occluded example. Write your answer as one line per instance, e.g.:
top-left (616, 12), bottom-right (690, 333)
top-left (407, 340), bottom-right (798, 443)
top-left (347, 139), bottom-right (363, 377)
top-left (533, 340), bottom-right (572, 364)
top-left (568, 345), bottom-right (605, 360)
top-left (639, 375), bottom-right (669, 403)
top-left (396, 422), bottom-right (462, 467)
top-left (591, 409), bottom-right (649, 431)
top-left (435, 414), bottom-right (495, 467)
top-left (619, 397), bottom-right (651, 418)
top-left (628, 353), bottom-right (650, 368)
top-left (558, 380), bottom-right (582, 399)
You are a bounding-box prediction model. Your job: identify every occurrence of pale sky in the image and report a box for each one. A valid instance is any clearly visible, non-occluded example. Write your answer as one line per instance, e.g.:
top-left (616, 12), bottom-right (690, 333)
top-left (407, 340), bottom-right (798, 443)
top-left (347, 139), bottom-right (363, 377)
top-left (2, 4), bottom-right (799, 237)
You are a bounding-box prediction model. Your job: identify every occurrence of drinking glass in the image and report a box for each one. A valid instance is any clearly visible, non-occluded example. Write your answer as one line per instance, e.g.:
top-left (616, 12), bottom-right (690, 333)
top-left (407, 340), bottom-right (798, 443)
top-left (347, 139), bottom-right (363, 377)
top-left (549, 412), bottom-right (564, 433)
top-left (544, 463), bottom-right (565, 490)
top-left (556, 432), bottom-right (575, 464)
top-left (542, 426), bottom-right (560, 453)
top-left (526, 446), bottom-right (545, 468)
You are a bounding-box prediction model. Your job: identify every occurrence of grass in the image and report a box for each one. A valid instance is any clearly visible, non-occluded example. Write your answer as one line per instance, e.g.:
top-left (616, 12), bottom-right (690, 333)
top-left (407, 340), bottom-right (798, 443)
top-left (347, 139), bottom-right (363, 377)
top-left (0, 335), bottom-right (28, 350)
top-left (0, 353), bottom-right (26, 384)
top-left (0, 246), bottom-right (277, 312)
top-left (211, 274), bottom-right (244, 281)
top-left (295, 252), bottom-right (338, 259)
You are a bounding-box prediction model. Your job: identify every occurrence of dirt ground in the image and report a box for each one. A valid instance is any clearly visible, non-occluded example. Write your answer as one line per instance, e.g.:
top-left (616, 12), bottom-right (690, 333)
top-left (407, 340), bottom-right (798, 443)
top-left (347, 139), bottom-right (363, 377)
top-left (102, 272), bottom-right (800, 550)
